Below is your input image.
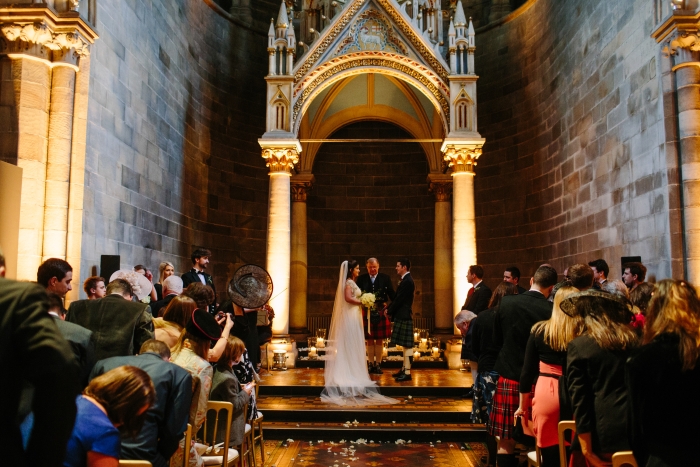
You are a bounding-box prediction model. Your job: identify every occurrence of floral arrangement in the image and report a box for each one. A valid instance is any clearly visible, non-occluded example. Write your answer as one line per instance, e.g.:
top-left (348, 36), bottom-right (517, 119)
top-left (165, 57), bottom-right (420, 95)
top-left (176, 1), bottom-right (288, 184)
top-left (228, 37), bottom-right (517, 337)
top-left (360, 292), bottom-right (376, 310)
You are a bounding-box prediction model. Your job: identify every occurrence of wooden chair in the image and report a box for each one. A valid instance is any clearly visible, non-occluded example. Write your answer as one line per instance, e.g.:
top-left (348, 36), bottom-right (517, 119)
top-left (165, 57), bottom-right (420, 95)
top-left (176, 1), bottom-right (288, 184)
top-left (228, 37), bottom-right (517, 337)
top-left (252, 385), bottom-right (265, 466)
top-left (527, 446), bottom-right (541, 466)
top-left (201, 401), bottom-right (239, 467)
top-left (558, 421), bottom-right (576, 467)
top-left (241, 411), bottom-right (255, 467)
top-left (168, 423), bottom-right (192, 467)
top-left (612, 451), bottom-right (638, 467)
top-left (119, 461), bottom-right (152, 466)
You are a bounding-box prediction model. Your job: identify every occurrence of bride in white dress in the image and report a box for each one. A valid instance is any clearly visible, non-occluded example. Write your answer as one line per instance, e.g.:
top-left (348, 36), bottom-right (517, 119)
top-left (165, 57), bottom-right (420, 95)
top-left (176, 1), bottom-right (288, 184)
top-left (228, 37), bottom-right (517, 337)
top-left (320, 260), bottom-right (397, 406)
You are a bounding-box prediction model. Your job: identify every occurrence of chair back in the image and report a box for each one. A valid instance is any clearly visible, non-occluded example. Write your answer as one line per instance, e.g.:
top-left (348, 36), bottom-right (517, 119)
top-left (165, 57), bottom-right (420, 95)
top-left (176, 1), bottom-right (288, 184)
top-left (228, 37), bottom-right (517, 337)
top-left (203, 401), bottom-right (234, 466)
top-left (612, 451), bottom-right (638, 467)
top-left (557, 420), bottom-right (576, 467)
top-left (119, 461), bottom-right (152, 466)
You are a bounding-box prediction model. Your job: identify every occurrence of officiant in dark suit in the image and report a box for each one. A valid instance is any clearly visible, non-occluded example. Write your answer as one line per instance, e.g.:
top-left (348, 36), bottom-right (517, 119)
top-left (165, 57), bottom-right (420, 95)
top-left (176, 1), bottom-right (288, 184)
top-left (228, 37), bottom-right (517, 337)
top-left (181, 248), bottom-right (217, 314)
top-left (356, 257), bottom-right (396, 375)
top-left (387, 257), bottom-right (415, 382)
top-left (460, 265), bottom-right (492, 396)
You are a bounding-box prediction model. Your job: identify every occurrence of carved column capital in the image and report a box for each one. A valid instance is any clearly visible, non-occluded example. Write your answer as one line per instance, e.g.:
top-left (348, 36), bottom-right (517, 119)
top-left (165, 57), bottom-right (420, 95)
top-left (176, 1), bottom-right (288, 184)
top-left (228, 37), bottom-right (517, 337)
top-left (291, 174), bottom-right (314, 202)
top-left (430, 181), bottom-right (453, 201)
top-left (262, 147), bottom-right (299, 174)
top-left (442, 145), bottom-right (482, 174)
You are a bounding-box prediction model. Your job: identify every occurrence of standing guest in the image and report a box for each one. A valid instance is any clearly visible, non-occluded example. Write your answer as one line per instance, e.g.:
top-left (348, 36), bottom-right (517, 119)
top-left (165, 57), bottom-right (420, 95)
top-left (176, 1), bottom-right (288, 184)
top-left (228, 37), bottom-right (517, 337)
top-left (170, 309), bottom-right (221, 467)
top-left (134, 265), bottom-right (159, 303)
top-left (455, 309), bottom-right (477, 398)
top-left (257, 304), bottom-right (275, 347)
top-left (1, 276), bottom-right (79, 467)
top-left (587, 259), bottom-right (609, 290)
top-left (514, 286), bottom-right (582, 467)
top-left (207, 336), bottom-right (253, 449)
top-left (548, 267), bottom-right (569, 303)
top-left (181, 248), bottom-right (217, 314)
top-left (627, 280), bottom-right (700, 467)
top-left (622, 262), bottom-right (647, 291)
top-left (566, 264), bottom-right (594, 291)
top-left (153, 295), bottom-right (197, 349)
top-left (154, 261), bottom-right (175, 301)
top-left (151, 275), bottom-right (183, 318)
top-left (387, 257), bottom-right (416, 382)
top-left (356, 257), bottom-right (396, 374)
top-left (90, 340), bottom-right (192, 467)
top-left (47, 293), bottom-right (95, 387)
top-left (562, 290), bottom-right (638, 467)
top-left (182, 282), bottom-right (216, 316)
top-left (37, 258), bottom-right (73, 299)
top-left (503, 267), bottom-right (527, 295)
top-left (64, 365), bottom-right (155, 467)
top-left (462, 265), bottom-right (492, 314)
top-left (66, 279), bottom-right (154, 362)
top-left (470, 282), bottom-right (519, 423)
top-left (83, 276), bottom-right (106, 300)
top-left (490, 265), bottom-right (557, 467)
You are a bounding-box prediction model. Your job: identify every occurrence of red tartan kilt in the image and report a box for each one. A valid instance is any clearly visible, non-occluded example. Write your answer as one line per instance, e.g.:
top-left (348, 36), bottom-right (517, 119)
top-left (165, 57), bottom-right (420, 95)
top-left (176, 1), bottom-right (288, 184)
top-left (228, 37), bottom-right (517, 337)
top-left (363, 308), bottom-right (392, 340)
top-left (487, 376), bottom-right (520, 439)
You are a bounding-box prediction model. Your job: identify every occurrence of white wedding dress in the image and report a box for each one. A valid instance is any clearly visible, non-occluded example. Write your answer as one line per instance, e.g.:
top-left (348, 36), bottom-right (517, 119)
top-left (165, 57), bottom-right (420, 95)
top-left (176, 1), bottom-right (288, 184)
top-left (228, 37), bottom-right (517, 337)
top-left (320, 261), bottom-right (397, 406)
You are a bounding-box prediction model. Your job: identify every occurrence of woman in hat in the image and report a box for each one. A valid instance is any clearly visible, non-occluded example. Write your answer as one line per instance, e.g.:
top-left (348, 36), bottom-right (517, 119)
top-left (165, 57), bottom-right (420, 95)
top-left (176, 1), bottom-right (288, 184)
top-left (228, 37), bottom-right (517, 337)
top-left (170, 309), bottom-right (222, 467)
top-left (627, 280), bottom-right (700, 466)
top-left (514, 286), bottom-right (582, 466)
top-left (563, 290), bottom-right (638, 467)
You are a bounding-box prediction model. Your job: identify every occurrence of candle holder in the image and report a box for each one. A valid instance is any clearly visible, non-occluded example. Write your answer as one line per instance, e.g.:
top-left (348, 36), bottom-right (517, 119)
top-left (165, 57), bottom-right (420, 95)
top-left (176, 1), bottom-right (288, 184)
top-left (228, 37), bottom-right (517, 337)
top-left (272, 350), bottom-right (288, 370)
top-left (307, 337), bottom-right (318, 359)
top-left (316, 328), bottom-right (327, 340)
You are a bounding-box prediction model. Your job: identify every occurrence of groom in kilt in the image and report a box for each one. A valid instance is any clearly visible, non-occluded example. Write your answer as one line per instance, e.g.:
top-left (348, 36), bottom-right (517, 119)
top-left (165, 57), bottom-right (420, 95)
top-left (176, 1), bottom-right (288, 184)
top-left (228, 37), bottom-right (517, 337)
top-left (386, 257), bottom-right (415, 382)
top-left (356, 257), bottom-right (396, 375)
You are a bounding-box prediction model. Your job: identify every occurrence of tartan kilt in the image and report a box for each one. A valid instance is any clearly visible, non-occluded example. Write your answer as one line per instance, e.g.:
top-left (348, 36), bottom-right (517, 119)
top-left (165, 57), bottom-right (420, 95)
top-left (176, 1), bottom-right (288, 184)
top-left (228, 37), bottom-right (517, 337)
top-left (487, 376), bottom-right (519, 439)
top-left (389, 319), bottom-right (414, 348)
top-left (363, 308), bottom-right (392, 340)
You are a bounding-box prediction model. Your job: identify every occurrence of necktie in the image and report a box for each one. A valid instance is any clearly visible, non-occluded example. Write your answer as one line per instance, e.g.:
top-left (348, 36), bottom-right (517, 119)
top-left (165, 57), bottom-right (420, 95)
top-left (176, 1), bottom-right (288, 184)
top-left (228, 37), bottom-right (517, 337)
top-left (468, 287), bottom-right (475, 300)
top-left (371, 276), bottom-right (375, 284)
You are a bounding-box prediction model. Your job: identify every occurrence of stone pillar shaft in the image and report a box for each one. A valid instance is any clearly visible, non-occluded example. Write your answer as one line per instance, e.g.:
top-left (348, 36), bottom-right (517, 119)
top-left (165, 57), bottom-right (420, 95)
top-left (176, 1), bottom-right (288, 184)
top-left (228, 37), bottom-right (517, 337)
top-left (452, 172), bottom-right (476, 325)
top-left (429, 177), bottom-right (453, 332)
top-left (289, 176), bottom-right (313, 333)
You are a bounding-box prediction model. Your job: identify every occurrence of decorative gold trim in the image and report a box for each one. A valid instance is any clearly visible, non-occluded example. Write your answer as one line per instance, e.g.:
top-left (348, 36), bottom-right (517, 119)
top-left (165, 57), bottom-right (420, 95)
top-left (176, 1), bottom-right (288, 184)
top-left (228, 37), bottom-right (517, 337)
top-left (262, 147), bottom-right (299, 174)
top-left (333, 9), bottom-right (409, 57)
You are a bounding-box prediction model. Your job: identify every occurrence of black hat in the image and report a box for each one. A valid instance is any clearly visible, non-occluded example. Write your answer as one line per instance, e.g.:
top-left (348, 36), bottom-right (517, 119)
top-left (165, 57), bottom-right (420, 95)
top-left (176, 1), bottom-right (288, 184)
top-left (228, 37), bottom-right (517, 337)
top-left (185, 309), bottom-right (221, 341)
top-left (227, 264), bottom-right (273, 309)
top-left (560, 289), bottom-right (631, 317)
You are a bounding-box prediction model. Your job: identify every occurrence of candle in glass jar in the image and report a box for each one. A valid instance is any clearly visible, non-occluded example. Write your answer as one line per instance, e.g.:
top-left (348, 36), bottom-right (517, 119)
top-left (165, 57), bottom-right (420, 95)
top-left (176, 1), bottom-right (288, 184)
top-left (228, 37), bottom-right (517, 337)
top-left (432, 346), bottom-right (440, 358)
top-left (414, 332), bottom-right (419, 342)
top-left (317, 337), bottom-right (325, 348)
top-left (413, 350), bottom-right (420, 359)
top-left (308, 346), bottom-right (317, 358)
top-left (419, 338), bottom-right (428, 350)
top-left (383, 346), bottom-right (388, 357)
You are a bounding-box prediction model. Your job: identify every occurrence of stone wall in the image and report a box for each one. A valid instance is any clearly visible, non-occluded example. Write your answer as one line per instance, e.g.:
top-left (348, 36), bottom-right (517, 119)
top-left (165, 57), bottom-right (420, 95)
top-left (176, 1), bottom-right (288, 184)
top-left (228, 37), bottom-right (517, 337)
top-left (80, 0), bottom-right (278, 298)
top-left (473, 0), bottom-right (669, 287)
top-left (306, 121), bottom-right (435, 319)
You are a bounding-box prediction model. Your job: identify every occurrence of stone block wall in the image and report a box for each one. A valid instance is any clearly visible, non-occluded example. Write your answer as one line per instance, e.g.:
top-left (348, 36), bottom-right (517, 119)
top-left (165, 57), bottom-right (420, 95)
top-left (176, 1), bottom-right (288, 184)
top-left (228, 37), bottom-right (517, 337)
top-left (473, 0), bottom-right (670, 287)
top-left (306, 121), bottom-right (435, 318)
top-left (81, 0), bottom-right (278, 299)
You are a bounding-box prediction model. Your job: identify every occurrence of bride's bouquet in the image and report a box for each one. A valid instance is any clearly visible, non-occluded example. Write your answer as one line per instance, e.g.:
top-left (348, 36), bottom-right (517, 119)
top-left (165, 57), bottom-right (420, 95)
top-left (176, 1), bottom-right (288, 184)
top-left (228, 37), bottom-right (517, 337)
top-left (360, 292), bottom-right (377, 311)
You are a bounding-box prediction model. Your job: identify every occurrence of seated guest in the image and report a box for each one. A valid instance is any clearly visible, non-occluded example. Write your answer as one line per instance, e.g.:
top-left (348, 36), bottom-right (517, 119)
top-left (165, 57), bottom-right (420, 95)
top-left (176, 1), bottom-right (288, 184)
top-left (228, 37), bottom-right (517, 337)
top-left (627, 280), bottom-right (700, 467)
top-left (562, 290), bottom-right (638, 467)
top-left (47, 293), bottom-right (95, 388)
top-left (470, 282), bottom-right (518, 423)
top-left (515, 286), bottom-right (582, 467)
top-left (566, 263), bottom-right (594, 291)
top-left (207, 336), bottom-right (253, 449)
top-left (37, 258), bottom-right (73, 299)
top-left (90, 340), bottom-right (192, 467)
top-left (602, 279), bottom-right (630, 299)
top-left (64, 365), bottom-right (155, 467)
top-left (66, 279), bottom-right (154, 362)
top-left (134, 265), bottom-right (159, 303)
top-left (153, 295), bottom-right (197, 349)
top-left (152, 275), bottom-right (184, 318)
top-left (233, 346), bottom-right (261, 422)
top-left (154, 261), bottom-right (175, 301)
top-left (83, 276), bottom-right (106, 300)
top-left (183, 283), bottom-right (216, 314)
top-left (170, 310), bottom-right (221, 467)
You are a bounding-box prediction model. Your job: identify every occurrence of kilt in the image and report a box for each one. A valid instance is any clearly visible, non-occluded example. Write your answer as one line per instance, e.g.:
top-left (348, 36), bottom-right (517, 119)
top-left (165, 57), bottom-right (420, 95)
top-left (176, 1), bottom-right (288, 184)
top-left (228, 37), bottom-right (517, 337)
top-left (487, 376), bottom-right (519, 439)
top-left (389, 319), bottom-right (413, 348)
top-left (363, 308), bottom-right (392, 340)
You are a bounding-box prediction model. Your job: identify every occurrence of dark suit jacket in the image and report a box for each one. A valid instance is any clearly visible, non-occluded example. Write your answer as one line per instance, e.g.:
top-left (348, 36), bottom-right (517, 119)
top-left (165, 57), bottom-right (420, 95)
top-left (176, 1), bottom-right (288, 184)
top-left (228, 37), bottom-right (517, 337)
top-left (517, 285), bottom-right (528, 295)
top-left (387, 273), bottom-right (414, 322)
top-left (91, 353), bottom-right (192, 467)
top-left (493, 290), bottom-right (553, 381)
top-left (52, 316), bottom-right (95, 388)
top-left (66, 295), bottom-right (154, 362)
top-left (462, 281), bottom-right (492, 315)
top-left (567, 335), bottom-right (631, 455)
top-left (0, 278), bottom-right (79, 467)
top-left (181, 269), bottom-right (216, 313)
top-left (151, 293), bottom-right (177, 318)
top-left (355, 272), bottom-right (396, 307)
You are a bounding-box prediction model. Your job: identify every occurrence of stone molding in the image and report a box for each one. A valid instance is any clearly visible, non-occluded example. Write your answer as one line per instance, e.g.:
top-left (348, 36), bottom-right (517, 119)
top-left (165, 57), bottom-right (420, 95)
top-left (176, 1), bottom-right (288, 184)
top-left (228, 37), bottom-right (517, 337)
top-left (429, 180), bottom-right (453, 201)
top-left (291, 174), bottom-right (315, 202)
top-left (261, 147), bottom-right (300, 174)
top-left (442, 145), bottom-right (482, 174)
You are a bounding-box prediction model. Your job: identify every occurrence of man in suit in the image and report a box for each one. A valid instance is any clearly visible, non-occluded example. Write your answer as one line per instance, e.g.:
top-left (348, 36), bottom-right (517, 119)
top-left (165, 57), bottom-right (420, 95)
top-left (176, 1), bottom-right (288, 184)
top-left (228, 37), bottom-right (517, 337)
top-left (90, 339), bottom-right (192, 467)
top-left (0, 275), bottom-right (79, 467)
top-left (462, 265), bottom-right (492, 314)
top-left (151, 275), bottom-right (183, 317)
top-left (66, 278), bottom-right (154, 362)
top-left (37, 258), bottom-right (73, 300)
top-left (386, 257), bottom-right (415, 382)
top-left (490, 265), bottom-right (558, 467)
top-left (356, 257), bottom-right (396, 374)
top-left (503, 266), bottom-right (527, 295)
top-left (588, 258), bottom-right (609, 290)
top-left (46, 293), bottom-right (95, 388)
top-left (181, 248), bottom-right (217, 314)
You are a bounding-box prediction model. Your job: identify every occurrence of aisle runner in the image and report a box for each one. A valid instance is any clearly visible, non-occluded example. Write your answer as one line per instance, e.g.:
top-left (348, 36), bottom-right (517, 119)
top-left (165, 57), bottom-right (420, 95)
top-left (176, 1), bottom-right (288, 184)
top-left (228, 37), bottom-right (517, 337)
top-left (264, 439), bottom-right (489, 467)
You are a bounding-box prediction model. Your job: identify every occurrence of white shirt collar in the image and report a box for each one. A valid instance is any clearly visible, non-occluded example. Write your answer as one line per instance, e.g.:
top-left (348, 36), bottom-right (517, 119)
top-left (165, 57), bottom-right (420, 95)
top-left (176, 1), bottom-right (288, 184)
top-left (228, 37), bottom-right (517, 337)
top-left (401, 271), bottom-right (410, 279)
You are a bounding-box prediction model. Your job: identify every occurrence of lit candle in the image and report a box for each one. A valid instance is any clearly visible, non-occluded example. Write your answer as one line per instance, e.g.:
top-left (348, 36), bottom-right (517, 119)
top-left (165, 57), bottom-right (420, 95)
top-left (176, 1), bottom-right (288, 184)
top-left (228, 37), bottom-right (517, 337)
top-left (413, 350), bottom-right (420, 359)
top-left (308, 346), bottom-right (317, 358)
top-left (419, 338), bottom-right (428, 350)
top-left (317, 337), bottom-right (325, 348)
top-left (414, 332), bottom-right (419, 342)
top-left (432, 346), bottom-right (440, 358)
top-left (396, 345), bottom-right (403, 351)
top-left (383, 346), bottom-right (388, 357)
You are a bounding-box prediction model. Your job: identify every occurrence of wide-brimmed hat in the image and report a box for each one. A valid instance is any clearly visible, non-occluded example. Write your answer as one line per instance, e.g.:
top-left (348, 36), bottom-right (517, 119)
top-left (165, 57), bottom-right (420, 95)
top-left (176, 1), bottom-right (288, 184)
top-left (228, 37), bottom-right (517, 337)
top-left (560, 289), bottom-right (631, 317)
top-left (185, 309), bottom-right (221, 342)
top-left (227, 264), bottom-right (273, 309)
top-left (109, 269), bottom-right (153, 301)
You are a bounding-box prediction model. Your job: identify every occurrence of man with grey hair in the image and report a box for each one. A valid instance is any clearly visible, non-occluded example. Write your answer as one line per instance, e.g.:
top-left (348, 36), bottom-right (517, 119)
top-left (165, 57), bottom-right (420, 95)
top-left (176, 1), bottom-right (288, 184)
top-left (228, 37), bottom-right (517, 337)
top-left (455, 309), bottom-right (477, 397)
top-left (151, 275), bottom-right (183, 317)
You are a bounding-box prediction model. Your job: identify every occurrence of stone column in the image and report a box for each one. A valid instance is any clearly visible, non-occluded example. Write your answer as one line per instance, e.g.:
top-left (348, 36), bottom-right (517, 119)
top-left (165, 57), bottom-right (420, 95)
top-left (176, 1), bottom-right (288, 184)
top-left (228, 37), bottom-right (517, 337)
top-left (429, 174), bottom-right (453, 333)
top-left (260, 141), bottom-right (300, 335)
top-left (442, 143), bottom-right (482, 329)
top-left (289, 175), bottom-right (314, 334)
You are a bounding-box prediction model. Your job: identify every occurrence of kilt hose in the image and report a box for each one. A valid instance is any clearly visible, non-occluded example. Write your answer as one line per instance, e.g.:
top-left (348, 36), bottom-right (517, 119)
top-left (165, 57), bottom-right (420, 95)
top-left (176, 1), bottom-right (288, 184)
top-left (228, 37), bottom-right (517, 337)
top-left (389, 318), bottom-right (414, 348)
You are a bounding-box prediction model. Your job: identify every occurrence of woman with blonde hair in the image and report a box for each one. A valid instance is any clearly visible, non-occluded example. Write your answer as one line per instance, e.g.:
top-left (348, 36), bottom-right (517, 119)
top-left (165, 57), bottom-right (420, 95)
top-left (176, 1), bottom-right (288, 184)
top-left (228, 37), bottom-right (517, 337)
top-left (627, 280), bottom-right (700, 466)
top-left (514, 286), bottom-right (582, 466)
top-left (154, 261), bottom-right (175, 301)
